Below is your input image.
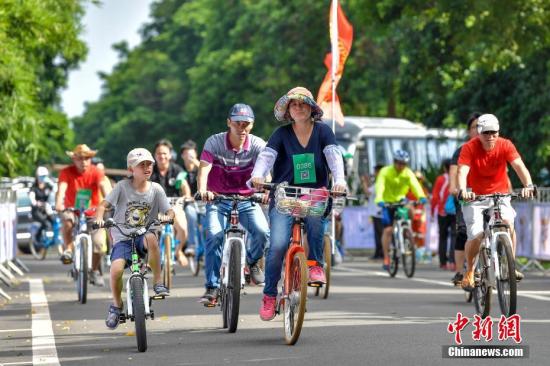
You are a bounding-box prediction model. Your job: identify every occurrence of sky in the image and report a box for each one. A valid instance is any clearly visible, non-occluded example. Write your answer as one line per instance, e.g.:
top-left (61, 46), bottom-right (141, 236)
top-left (61, 0), bottom-right (154, 118)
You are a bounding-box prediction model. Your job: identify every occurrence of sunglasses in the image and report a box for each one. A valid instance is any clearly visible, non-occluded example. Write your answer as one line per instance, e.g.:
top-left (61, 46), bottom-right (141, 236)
top-left (482, 131), bottom-right (498, 136)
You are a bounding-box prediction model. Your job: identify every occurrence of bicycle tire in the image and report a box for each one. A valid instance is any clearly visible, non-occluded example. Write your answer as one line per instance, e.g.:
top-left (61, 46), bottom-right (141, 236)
top-left (284, 251), bottom-right (308, 345)
top-left (496, 235), bottom-right (517, 316)
top-left (401, 227), bottom-right (416, 278)
top-left (162, 235), bottom-right (172, 290)
top-left (130, 276), bottom-right (147, 352)
top-left (316, 235), bottom-right (332, 299)
top-left (226, 239), bottom-right (242, 333)
top-left (77, 238), bottom-right (88, 304)
top-left (388, 237), bottom-right (399, 277)
top-left (473, 249), bottom-right (492, 318)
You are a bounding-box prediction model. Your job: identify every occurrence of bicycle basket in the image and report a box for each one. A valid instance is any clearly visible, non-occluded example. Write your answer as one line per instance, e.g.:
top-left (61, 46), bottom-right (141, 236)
top-left (273, 184), bottom-right (329, 218)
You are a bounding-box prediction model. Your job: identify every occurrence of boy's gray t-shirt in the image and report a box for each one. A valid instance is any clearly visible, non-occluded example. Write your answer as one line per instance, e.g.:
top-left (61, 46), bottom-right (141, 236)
top-left (105, 179), bottom-right (170, 244)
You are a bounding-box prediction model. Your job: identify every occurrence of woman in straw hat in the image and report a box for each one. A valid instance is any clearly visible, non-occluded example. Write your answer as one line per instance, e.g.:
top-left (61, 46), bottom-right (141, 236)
top-left (250, 86), bottom-right (347, 321)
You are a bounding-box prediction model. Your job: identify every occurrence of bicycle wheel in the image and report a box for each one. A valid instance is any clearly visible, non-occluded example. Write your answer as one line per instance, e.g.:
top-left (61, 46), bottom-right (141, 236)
top-left (162, 235), bottom-right (172, 290)
top-left (130, 276), bottom-right (147, 352)
top-left (315, 235), bottom-right (332, 299)
top-left (76, 238), bottom-right (88, 304)
top-left (496, 235), bottom-right (517, 316)
top-left (30, 238), bottom-right (47, 260)
top-left (401, 227), bottom-right (416, 278)
top-left (226, 239), bottom-right (242, 333)
top-left (388, 237), bottom-right (399, 277)
top-left (473, 249), bottom-right (492, 318)
top-left (283, 251), bottom-right (308, 345)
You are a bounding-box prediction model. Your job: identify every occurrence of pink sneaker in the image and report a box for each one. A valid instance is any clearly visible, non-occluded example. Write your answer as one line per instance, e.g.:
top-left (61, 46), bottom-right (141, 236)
top-left (259, 295), bottom-right (277, 321)
top-left (308, 265), bottom-right (326, 285)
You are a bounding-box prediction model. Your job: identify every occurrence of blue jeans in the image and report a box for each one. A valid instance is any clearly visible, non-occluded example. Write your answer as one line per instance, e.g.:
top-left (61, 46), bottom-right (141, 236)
top-left (204, 200), bottom-right (270, 289)
top-left (263, 207), bottom-right (327, 297)
top-left (185, 203), bottom-right (198, 246)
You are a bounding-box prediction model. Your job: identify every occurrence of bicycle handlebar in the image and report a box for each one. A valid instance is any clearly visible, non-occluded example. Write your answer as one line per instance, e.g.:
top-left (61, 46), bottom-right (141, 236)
top-left (92, 218), bottom-right (173, 237)
top-left (194, 192), bottom-right (265, 204)
top-left (259, 182), bottom-right (354, 199)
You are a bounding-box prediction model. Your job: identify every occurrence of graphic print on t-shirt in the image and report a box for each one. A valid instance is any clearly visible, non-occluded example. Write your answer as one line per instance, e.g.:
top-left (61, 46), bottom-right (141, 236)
top-left (125, 201), bottom-right (151, 227)
top-left (75, 189), bottom-right (92, 209)
top-left (292, 153), bottom-right (317, 184)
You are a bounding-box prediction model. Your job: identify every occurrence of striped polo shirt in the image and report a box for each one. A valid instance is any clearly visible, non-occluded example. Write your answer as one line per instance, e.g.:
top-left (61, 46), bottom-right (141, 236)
top-left (200, 132), bottom-right (266, 195)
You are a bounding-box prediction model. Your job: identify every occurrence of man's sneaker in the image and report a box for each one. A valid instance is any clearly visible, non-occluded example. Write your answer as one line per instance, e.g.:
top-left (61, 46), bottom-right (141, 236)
top-left (90, 270), bottom-right (105, 287)
top-left (259, 295), bottom-right (277, 321)
top-left (461, 270), bottom-right (475, 292)
top-left (60, 250), bottom-right (73, 265)
top-left (249, 262), bottom-right (265, 285)
top-left (153, 283), bottom-right (170, 297)
top-left (515, 270), bottom-right (524, 282)
top-left (184, 247), bottom-right (195, 256)
top-left (451, 272), bottom-right (463, 286)
top-left (105, 304), bottom-right (123, 330)
top-left (200, 287), bottom-right (219, 305)
top-left (308, 265), bottom-right (326, 285)
top-left (382, 264), bottom-right (390, 271)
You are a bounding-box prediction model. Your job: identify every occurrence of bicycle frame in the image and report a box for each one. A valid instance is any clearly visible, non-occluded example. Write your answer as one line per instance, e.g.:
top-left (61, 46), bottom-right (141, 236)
top-left (283, 220), bottom-right (306, 295)
top-left (158, 223), bottom-right (176, 266)
top-left (477, 195), bottom-right (514, 287)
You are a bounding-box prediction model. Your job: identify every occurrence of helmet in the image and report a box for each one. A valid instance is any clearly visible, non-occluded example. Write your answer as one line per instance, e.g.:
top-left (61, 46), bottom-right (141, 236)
top-left (228, 103), bottom-right (255, 123)
top-left (393, 150), bottom-right (410, 163)
top-left (36, 166), bottom-right (49, 177)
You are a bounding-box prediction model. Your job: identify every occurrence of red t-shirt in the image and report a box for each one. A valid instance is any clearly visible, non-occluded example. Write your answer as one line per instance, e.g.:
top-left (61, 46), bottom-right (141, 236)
top-left (58, 165), bottom-right (104, 208)
top-left (458, 137), bottom-right (520, 194)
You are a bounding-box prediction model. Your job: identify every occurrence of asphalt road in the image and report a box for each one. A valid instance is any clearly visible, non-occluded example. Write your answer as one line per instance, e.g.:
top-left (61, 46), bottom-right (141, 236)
top-left (2, 254), bottom-right (550, 366)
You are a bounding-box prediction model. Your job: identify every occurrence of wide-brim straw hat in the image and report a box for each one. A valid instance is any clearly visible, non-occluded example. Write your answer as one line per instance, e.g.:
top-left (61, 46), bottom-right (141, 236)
top-left (66, 144), bottom-right (97, 158)
top-left (274, 86), bottom-right (324, 122)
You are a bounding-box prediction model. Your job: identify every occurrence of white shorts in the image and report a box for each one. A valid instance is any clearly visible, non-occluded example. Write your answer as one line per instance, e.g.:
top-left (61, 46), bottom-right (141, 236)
top-left (461, 197), bottom-right (516, 241)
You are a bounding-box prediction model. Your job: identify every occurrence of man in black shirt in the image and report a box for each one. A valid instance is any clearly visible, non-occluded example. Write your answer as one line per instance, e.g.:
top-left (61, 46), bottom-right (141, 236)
top-left (151, 139), bottom-right (190, 266)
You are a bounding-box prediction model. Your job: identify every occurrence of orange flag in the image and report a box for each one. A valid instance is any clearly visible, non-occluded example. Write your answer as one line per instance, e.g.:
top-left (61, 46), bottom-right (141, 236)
top-left (316, 0), bottom-right (353, 127)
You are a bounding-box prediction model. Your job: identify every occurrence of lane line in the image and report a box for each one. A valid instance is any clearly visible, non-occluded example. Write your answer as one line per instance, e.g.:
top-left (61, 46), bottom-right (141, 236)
top-left (29, 279), bottom-right (60, 366)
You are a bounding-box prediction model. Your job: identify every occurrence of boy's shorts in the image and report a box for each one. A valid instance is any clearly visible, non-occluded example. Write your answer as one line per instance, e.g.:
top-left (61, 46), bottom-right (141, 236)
top-left (110, 235), bottom-right (149, 268)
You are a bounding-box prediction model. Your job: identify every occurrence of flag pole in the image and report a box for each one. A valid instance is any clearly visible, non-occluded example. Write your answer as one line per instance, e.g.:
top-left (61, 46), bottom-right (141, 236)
top-left (330, 0), bottom-right (338, 258)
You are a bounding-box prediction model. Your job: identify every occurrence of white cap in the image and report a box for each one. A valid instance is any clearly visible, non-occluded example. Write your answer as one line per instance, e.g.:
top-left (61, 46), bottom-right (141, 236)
top-left (127, 148), bottom-right (155, 168)
top-left (477, 114), bottom-right (500, 133)
top-left (36, 166), bottom-right (49, 176)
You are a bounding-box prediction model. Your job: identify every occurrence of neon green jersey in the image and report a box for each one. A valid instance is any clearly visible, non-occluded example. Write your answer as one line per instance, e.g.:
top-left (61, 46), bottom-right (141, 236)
top-left (374, 165), bottom-right (426, 204)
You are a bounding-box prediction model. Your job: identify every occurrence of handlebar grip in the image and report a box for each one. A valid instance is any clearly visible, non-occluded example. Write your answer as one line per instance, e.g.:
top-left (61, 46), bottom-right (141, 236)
top-left (91, 223), bottom-right (101, 230)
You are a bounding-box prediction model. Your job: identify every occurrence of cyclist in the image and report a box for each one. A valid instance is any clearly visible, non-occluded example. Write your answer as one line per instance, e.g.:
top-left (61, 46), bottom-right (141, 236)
top-left (457, 114), bottom-right (535, 290)
top-left (448, 112), bottom-right (480, 285)
top-left (150, 139), bottom-right (190, 267)
top-left (180, 140), bottom-right (200, 254)
top-left (29, 166), bottom-right (54, 243)
top-left (374, 150), bottom-right (428, 271)
top-left (250, 86), bottom-right (346, 321)
top-left (94, 148), bottom-right (174, 329)
top-left (55, 144), bottom-right (112, 286)
top-left (197, 103), bottom-right (270, 305)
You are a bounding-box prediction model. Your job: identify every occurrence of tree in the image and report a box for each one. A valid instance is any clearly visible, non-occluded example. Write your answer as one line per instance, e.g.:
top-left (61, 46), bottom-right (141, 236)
top-left (0, 0), bottom-right (87, 177)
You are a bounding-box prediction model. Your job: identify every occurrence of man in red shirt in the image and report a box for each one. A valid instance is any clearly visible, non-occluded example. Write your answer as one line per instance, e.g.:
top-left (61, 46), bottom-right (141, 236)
top-left (55, 144), bottom-right (112, 286)
top-left (457, 114), bottom-right (535, 290)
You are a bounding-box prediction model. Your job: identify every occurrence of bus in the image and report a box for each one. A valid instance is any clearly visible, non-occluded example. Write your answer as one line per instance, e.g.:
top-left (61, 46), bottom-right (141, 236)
top-left (323, 116), bottom-right (466, 194)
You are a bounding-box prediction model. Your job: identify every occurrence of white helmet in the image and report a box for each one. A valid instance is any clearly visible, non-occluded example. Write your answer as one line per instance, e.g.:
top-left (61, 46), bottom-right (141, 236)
top-left (36, 166), bottom-right (49, 177)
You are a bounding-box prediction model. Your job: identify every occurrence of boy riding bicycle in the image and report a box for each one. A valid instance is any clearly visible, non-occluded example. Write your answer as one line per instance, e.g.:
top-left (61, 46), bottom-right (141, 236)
top-left (197, 103), bottom-right (270, 305)
top-left (94, 148), bottom-right (175, 329)
top-left (457, 114), bottom-right (535, 290)
top-left (374, 150), bottom-right (428, 271)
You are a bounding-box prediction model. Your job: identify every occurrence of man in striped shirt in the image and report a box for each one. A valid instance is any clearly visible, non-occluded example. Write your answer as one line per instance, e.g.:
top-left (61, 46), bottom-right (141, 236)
top-left (197, 103), bottom-right (270, 305)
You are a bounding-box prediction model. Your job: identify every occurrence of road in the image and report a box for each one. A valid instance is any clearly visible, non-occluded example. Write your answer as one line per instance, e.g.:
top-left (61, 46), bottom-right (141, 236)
top-left (1, 254), bottom-right (550, 366)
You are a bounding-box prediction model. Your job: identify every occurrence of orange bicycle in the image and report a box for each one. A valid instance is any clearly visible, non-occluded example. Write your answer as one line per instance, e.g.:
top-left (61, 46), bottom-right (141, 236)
top-left (262, 182), bottom-right (346, 345)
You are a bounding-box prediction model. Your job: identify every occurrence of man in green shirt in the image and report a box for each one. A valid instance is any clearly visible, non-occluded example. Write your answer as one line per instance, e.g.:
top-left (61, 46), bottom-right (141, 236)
top-left (375, 150), bottom-right (427, 270)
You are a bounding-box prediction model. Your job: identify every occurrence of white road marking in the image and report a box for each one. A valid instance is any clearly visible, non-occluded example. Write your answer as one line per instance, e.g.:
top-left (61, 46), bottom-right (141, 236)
top-left (29, 279), bottom-right (60, 366)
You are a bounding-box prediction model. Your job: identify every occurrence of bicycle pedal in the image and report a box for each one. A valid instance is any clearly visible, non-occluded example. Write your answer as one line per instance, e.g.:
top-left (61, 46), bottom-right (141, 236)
top-left (119, 314), bottom-right (127, 323)
top-left (308, 283), bottom-right (322, 288)
top-left (151, 295), bottom-right (166, 301)
top-left (204, 302), bottom-right (216, 308)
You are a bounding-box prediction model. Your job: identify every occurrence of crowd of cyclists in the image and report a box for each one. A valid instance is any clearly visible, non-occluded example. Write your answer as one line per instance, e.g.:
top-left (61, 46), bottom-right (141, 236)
top-left (27, 85), bottom-right (536, 331)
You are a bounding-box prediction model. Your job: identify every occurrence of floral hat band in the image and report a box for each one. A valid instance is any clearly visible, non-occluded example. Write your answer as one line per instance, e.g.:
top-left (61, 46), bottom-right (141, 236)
top-left (274, 86), bottom-right (324, 122)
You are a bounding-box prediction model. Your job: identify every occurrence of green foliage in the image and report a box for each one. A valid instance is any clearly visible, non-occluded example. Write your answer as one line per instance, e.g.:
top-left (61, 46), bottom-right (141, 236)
top-left (0, 0), bottom-right (86, 177)
top-left (3, 0), bottom-right (540, 184)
